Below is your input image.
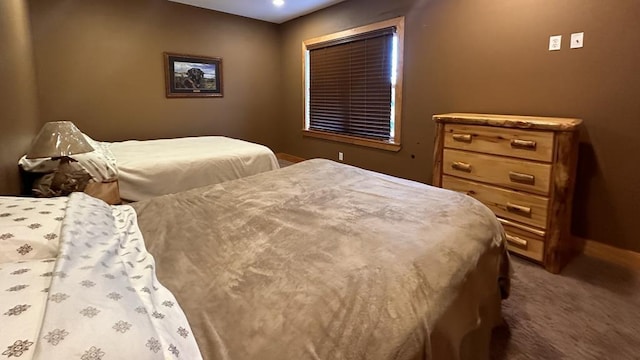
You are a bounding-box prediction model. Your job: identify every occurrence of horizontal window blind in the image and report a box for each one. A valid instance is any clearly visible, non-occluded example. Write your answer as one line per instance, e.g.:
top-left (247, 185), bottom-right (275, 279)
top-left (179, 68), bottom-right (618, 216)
top-left (308, 28), bottom-right (394, 141)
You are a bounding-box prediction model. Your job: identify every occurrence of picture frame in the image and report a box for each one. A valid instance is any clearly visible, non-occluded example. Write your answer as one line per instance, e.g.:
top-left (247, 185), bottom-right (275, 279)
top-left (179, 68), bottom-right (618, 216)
top-left (164, 52), bottom-right (223, 98)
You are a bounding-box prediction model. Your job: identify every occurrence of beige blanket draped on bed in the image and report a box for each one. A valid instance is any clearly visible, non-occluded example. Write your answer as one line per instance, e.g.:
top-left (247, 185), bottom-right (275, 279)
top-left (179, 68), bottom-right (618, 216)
top-left (132, 159), bottom-right (510, 360)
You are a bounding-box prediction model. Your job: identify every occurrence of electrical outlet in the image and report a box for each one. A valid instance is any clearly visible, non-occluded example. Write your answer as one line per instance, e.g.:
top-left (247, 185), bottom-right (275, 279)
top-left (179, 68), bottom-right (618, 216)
top-left (549, 35), bottom-right (562, 51)
top-left (338, 152), bottom-right (344, 161)
top-left (570, 32), bottom-right (584, 49)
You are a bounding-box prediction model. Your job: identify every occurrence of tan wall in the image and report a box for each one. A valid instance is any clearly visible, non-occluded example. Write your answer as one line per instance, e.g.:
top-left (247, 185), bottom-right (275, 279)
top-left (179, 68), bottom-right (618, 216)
top-left (280, 0), bottom-right (640, 252)
top-left (14, 0), bottom-right (640, 251)
top-left (0, 0), bottom-right (40, 194)
top-left (28, 0), bottom-right (282, 150)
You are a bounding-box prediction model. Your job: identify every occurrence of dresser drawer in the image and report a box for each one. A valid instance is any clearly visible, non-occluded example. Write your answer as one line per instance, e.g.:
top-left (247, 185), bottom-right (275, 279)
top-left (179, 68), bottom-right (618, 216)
top-left (442, 175), bottom-right (549, 229)
top-left (444, 124), bottom-right (555, 162)
top-left (442, 149), bottom-right (552, 196)
top-left (499, 219), bottom-right (545, 262)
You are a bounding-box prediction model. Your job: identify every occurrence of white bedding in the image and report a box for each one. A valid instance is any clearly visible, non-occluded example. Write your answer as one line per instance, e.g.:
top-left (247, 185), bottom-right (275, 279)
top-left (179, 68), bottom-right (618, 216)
top-left (0, 193), bottom-right (201, 360)
top-left (0, 197), bottom-right (67, 263)
top-left (109, 136), bottom-right (279, 201)
top-left (0, 259), bottom-right (54, 359)
top-left (20, 135), bottom-right (280, 202)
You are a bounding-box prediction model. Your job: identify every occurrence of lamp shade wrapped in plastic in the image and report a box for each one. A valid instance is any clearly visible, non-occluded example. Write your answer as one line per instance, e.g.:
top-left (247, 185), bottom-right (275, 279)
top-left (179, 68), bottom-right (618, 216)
top-left (26, 121), bottom-right (94, 159)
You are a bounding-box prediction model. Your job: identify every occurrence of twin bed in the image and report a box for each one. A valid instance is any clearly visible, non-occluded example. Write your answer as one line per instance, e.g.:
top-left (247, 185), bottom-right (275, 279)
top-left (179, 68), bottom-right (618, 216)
top-left (19, 135), bottom-right (280, 202)
top-left (109, 136), bottom-right (279, 201)
top-left (1, 159), bottom-right (510, 359)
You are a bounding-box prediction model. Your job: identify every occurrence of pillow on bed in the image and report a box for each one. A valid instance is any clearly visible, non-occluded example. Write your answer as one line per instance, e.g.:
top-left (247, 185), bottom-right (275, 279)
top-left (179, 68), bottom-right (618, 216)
top-left (0, 197), bottom-right (67, 263)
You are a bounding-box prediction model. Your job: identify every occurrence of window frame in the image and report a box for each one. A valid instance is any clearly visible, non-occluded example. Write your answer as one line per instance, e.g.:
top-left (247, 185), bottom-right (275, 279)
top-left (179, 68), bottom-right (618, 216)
top-left (301, 17), bottom-right (405, 152)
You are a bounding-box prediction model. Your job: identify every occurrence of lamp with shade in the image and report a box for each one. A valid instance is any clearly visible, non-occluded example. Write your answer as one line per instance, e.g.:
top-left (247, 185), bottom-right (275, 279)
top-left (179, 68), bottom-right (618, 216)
top-left (26, 121), bottom-right (94, 196)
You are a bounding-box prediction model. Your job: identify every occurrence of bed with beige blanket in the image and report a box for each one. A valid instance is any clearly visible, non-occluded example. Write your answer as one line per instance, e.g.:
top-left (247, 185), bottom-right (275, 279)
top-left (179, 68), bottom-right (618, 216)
top-left (132, 159), bottom-right (510, 359)
top-left (1, 159), bottom-right (508, 359)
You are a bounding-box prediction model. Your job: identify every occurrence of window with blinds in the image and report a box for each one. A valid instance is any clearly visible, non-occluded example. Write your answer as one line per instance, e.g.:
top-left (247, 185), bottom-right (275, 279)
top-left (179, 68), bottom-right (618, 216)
top-left (303, 17), bottom-right (404, 151)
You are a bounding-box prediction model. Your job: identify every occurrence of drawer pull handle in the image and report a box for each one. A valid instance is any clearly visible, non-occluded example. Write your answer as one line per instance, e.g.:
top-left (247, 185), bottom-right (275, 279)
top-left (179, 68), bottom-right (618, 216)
top-left (510, 139), bottom-right (537, 150)
top-left (506, 202), bottom-right (532, 216)
top-left (452, 134), bottom-right (472, 143)
top-left (451, 161), bottom-right (472, 172)
top-left (509, 171), bottom-right (535, 185)
top-left (506, 234), bottom-right (528, 249)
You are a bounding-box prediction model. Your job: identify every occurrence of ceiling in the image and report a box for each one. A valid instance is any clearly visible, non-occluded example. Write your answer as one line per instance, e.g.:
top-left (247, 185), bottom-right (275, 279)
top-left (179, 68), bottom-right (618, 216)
top-left (168, 0), bottom-right (346, 24)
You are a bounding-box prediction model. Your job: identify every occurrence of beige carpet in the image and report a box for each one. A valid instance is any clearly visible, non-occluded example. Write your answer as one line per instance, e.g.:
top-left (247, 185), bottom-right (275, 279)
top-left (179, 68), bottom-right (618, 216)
top-left (491, 255), bottom-right (640, 359)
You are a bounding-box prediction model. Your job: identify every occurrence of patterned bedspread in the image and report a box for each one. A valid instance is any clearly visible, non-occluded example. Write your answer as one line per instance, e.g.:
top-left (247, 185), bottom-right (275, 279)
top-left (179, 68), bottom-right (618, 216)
top-left (0, 193), bottom-right (201, 360)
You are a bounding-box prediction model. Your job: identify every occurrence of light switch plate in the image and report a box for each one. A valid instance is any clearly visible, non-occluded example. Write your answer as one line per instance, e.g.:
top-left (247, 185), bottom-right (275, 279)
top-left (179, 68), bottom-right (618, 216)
top-left (549, 35), bottom-right (562, 51)
top-left (571, 32), bottom-right (584, 49)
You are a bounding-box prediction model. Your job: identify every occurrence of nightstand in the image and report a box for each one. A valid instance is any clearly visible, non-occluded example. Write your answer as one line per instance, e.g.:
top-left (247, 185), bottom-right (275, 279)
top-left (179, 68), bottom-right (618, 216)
top-left (84, 179), bottom-right (121, 205)
top-left (20, 168), bottom-right (121, 205)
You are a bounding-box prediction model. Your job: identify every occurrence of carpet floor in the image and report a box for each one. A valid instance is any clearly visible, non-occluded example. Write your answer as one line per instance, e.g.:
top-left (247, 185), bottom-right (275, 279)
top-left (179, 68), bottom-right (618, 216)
top-left (491, 254), bottom-right (640, 359)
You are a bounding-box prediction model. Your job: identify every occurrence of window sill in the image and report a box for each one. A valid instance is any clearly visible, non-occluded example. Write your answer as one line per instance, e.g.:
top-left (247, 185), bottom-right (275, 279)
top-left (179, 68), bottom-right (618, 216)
top-left (302, 129), bottom-right (401, 152)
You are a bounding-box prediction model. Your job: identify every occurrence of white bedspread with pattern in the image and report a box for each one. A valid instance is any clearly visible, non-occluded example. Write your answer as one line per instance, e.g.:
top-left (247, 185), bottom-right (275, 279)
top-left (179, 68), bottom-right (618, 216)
top-left (0, 193), bottom-right (201, 359)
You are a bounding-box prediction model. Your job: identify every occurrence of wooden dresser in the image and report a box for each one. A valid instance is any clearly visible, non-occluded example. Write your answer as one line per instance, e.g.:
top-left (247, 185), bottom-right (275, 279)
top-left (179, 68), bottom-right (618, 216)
top-left (432, 113), bottom-right (582, 273)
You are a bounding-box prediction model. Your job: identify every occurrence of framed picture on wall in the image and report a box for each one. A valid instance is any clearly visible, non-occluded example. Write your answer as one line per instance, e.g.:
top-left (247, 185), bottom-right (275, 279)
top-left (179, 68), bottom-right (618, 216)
top-left (164, 52), bottom-right (223, 98)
